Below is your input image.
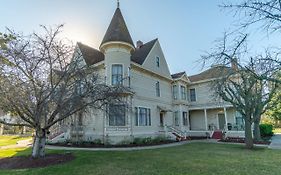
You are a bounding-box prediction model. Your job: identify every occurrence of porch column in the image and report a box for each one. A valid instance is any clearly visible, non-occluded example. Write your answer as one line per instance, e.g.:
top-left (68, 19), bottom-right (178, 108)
top-left (224, 107), bottom-right (228, 131)
top-left (187, 110), bottom-right (190, 131)
top-left (204, 109), bottom-right (208, 131)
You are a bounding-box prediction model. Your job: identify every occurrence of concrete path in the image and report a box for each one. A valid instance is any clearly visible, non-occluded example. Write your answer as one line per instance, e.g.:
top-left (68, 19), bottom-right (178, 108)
top-left (46, 139), bottom-right (219, 152)
top-left (269, 134), bottom-right (281, 149)
top-left (0, 138), bottom-right (33, 150)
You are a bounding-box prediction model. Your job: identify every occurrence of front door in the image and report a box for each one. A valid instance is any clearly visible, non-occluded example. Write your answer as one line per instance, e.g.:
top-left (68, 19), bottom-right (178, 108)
top-left (160, 113), bottom-right (164, 127)
top-left (218, 113), bottom-right (225, 130)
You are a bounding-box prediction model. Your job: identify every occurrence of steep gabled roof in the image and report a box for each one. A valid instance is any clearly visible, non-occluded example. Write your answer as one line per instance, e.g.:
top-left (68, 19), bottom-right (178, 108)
top-left (131, 39), bottom-right (158, 65)
top-left (100, 8), bottom-right (134, 47)
top-left (77, 42), bottom-right (104, 66)
top-left (188, 65), bottom-right (233, 82)
top-left (171, 71), bottom-right (186, 79)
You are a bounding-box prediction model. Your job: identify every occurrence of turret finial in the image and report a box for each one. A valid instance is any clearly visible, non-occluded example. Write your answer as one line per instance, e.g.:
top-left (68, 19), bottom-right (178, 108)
top-left (117, 0), bottom-right (120, 8)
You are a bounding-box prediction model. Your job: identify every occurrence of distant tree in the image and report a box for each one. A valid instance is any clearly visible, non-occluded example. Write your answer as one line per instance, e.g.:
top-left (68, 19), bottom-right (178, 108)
top-left (0, 25), bottom-right (127, 158)
top-left (266, 76), bottom-right (281, 123)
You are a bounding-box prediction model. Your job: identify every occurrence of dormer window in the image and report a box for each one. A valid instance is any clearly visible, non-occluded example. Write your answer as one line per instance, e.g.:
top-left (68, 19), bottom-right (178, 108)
top-left (156, 56), bottom-right (160, 67)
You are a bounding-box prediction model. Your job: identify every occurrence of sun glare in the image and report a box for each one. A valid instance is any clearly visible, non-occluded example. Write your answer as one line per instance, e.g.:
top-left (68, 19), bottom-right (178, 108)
top-left (63, 24), bottom-right (102, 48)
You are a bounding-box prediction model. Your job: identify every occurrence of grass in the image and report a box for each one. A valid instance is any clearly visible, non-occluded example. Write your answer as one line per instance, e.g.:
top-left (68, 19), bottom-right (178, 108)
top-left (1, 142), bottom-right (281, 175)
top-left (273, 128), bottom-right (281, 133)
top-left (0, 135), bottom-right (31, 147)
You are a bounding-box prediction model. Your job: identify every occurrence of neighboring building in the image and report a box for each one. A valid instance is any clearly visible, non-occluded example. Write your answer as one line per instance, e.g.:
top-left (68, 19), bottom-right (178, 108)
top-left (54, 6), bottom-right (245, 144)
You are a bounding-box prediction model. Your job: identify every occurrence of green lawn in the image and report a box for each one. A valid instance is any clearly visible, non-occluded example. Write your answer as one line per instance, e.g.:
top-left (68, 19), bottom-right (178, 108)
top-left (273, 128), bottom-right (281, 133)
top-left (1, 142), bottom-right (281, 175)
top-left (0, 135), bottom-right (31, 147)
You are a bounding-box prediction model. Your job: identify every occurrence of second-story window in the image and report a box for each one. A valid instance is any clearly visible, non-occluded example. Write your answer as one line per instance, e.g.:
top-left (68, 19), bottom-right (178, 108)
top-left (189, 88), bottom-right (196, 102)
top-left (172, 85), bottom-right (178, 100)
top-left (181, 85), bottom-right (187, 100)
top-left (112, 64), bottom-right (123, 85)
top-left (156, 56), bottom-right (160, 67)
top-left (156, 81), bottom-right (160, 97)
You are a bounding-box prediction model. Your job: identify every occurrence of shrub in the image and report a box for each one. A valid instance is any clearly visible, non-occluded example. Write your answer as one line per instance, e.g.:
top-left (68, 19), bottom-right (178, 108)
top-left (92, 139), bottom-right (102, 145)
top-left (133, 137), bottom-right (143, 145)
top-left (260, 124), bottom-right (273, 137)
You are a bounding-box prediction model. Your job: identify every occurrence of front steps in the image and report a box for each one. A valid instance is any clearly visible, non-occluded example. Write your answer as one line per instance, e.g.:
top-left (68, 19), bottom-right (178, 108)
top-left (211, 130), bottom-right (223, 139)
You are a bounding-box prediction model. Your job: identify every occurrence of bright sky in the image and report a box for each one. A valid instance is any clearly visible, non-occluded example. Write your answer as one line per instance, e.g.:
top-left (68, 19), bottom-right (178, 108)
top-left (1, 0), bottom-right (280, 75)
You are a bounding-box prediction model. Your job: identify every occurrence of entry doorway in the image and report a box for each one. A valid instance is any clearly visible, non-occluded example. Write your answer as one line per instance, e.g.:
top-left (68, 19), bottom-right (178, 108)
top-left (160, 113), bottom-right (164, 127)
top-left (218, 113), bottom-right (225, 130)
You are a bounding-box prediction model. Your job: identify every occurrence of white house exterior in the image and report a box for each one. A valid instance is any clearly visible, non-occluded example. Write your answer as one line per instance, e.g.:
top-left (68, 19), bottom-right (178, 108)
top-left (54, 6), bottom-right (245, 144)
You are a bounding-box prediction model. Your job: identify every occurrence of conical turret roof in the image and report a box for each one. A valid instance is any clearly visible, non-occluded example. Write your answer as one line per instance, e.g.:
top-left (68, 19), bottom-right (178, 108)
top-left (100, 8), bottom-right (134, 48)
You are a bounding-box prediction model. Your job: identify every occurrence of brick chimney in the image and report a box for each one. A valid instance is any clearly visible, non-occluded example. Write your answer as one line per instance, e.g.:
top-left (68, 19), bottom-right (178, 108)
top-left (136, 40), bottom-right (143, 49)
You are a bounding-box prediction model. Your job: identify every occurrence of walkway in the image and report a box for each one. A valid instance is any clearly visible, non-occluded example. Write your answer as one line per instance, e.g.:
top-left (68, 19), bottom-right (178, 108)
top-left (0, 138), bottom-right (33, 149)
top-left (269, 134), bottom-right (281, 149)
top-left (46, 140), bottom-right (218, 151)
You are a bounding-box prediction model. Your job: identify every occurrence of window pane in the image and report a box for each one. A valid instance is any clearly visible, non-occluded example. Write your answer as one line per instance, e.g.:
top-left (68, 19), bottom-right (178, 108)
top-left (136, 107), bottom-right (151, 126)
top-left (112, 65), bottom-right (123, 85)
top-left (190, 88), bottom-right (196, 102)
top-left (109, 104), bottom-right (125, 126)
top-left (173, 85), bottom-right (178, 99)
top-left (156, 81), bottom-right (160, 97)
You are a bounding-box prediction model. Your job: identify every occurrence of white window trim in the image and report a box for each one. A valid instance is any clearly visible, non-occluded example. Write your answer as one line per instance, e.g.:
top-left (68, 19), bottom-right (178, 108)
top-left (111, 63), bottom-right (125, 86)
top-left (135, 106), bottom-right (151, 126)
top-left (189, 88), bottom-right (197, 102)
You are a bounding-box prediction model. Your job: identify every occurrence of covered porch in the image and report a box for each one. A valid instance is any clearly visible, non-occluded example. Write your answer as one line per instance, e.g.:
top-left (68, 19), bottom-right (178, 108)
top-left (188, 107), bottom-right (245, 138)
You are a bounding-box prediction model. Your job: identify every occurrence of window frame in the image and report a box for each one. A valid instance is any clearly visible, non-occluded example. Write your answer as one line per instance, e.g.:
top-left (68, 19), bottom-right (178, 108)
top-left (156, 81), bottom-right (160, 97)
top-left (180, 85), bottom-right (187, 100)
top-left (189, 88), bottom-right (196, 102)
top-left (111, 64), bottom-right (123, 86)
top-left (135, 107), bottom-right (151, 126)
top-left (108, 104), bottom-right (126, 126)
top-left (172, 84), bottom-right (178, 100)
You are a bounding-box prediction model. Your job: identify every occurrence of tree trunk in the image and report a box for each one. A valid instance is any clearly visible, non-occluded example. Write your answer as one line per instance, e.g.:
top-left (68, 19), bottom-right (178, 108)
top-left (32, 129), bottom-right (46, 158)
top-left (253, 121), bottom-right (261, 141)
top-left (244, 118), bottom-right (254, 149)
top-left (0, 124), bottom-right (3, 135)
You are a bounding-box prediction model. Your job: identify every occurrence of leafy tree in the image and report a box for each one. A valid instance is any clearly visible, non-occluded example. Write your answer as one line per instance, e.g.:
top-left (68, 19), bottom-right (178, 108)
top-left (0, 25), bottom-right (126, 158)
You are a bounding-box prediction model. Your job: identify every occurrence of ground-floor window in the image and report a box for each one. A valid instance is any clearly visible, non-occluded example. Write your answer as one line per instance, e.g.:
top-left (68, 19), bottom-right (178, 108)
top-left (109, 104), bottom-right (126, 126)
top-left (135, 107), bottom-right (151, 126)
top-left (174, 111), bottom-right (180, 126)
top-left (182, 112), bottom-right (188, 126)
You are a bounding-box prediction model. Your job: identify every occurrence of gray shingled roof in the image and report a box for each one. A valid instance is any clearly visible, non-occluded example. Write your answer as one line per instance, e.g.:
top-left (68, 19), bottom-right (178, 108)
top-left (171, 71), bottom-right (186, 79)
top-left (100, 8), bottom-right (134, 47)
top-left (131, 39), bottom-right (158, 65)
top-left (188, 65), bottom-right (233, 82)
top-left (77, 42), bottom-right (105, 66)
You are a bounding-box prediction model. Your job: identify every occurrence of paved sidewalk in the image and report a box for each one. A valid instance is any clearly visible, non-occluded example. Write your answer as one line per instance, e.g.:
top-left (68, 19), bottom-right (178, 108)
top-left (269, 134), bottom-right (281, 149)
top-left (0, 138), bottom-right (33, 149)
top-left (46, 139), bottom-right (218, 151)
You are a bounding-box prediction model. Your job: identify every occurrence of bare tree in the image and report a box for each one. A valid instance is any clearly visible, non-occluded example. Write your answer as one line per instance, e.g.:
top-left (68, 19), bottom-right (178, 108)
top-left (222, 0), bottom-right (281, 33)
top-left (203, 33), bottom-right (280, 148)
top-left (0, 25), bottom-right (127, 158)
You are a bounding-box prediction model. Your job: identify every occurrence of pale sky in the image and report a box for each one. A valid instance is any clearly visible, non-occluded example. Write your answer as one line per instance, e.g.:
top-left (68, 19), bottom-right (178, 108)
top-left (1, 0), bottom-right (280, 75)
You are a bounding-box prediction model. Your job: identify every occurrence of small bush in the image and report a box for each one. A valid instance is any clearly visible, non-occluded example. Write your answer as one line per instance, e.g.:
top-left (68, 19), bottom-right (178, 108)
top-left (133, 137), bottom-right (143, 145)
top-left (260, 124), bottom-right (273, 137)
top-left (92, 139), bottom-right (102, 145)
top-left (143, 137), bottom-right (153, 144)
